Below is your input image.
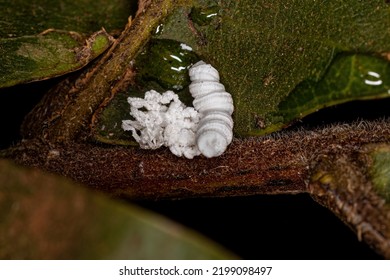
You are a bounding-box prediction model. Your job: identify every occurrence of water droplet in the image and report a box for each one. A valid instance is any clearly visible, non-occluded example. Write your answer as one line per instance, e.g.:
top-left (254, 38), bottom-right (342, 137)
top-left (190, 6), bottom-right (220, 26)
top-left (363, 71), bottom-right (383, 86)
top-left (180, 43), bottom-right (192, 51)
top-left (169, 54), bottom-right (183, 62)
top-left (155, 24), bottom-right (164, 35)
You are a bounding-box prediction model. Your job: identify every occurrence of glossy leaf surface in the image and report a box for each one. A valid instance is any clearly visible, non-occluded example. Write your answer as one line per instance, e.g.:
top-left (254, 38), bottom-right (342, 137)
top-left (266, 54), bottom-right (390, 133)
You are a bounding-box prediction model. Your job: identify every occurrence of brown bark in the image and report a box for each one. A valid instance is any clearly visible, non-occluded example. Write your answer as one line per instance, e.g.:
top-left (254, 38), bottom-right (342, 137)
top-left (5, 119), bottom-right (390, 200)
top-left (309, 146), bottom-right (390, 259)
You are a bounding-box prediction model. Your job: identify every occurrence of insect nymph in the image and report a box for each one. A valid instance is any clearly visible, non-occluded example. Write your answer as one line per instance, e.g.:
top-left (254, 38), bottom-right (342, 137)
top-left (189, 61), bottom-right (234, 158)
top-left (122, 61), bottom-right (234, 159)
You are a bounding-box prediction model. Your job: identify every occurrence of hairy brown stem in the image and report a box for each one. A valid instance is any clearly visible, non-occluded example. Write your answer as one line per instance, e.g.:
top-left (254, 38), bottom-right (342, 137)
top-left (5, 119), bottom-right (390, 200)
top-left (309, 145), bottom-right (390, 259)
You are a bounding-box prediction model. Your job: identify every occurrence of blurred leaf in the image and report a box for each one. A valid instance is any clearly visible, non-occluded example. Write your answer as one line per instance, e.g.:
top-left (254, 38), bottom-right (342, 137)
top-left (0, 160), bottom-right (234, 259)
top-left (153, 0), bottom-right (390, 135)
top-left (0, 0), bottom-right (137, 88)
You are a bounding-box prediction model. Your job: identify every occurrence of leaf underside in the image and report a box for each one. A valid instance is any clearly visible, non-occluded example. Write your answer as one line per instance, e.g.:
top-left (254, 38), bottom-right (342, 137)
top-left (0, 160), bottom-right (234, 259)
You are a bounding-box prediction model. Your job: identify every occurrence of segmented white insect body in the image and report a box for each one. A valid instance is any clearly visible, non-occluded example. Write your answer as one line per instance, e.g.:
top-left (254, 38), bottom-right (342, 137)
top-left (189, 61), bottom-right (234, 158)
top-left (122, 60), bottom-right (233, 159)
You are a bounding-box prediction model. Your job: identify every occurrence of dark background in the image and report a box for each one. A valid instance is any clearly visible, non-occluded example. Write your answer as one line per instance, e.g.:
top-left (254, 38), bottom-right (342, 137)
top-left (138, 194), bottom-right (382, 259)
top-left (1, 79), bottom-right (388, 259)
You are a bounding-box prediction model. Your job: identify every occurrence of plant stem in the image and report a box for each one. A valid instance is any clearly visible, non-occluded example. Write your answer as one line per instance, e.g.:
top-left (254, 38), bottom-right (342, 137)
top-left (5, 119), bottom-right (390, 200)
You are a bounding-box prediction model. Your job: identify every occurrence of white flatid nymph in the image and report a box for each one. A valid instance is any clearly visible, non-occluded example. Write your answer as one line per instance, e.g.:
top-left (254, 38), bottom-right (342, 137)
top-left (189, 61), bottom-right (234, 158)
top-left (122, 60), bottom-right (234, 159)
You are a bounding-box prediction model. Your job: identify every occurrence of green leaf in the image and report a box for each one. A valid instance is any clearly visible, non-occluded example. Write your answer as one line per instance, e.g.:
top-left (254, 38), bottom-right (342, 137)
top-left (0, 0), bottom-right (136, 37)
top-left (0, 0), bottom-right (137, 88)
top-left (264, 54), bottom-right (390, 134)
top-left (366, 144), bottom-right (390, 203)
top-left (154, 0), bottom-right (390, 135)
top-left (0, 160), bottom-right (234, 259)
top-left (0, 30), bottom-right (113, 88)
